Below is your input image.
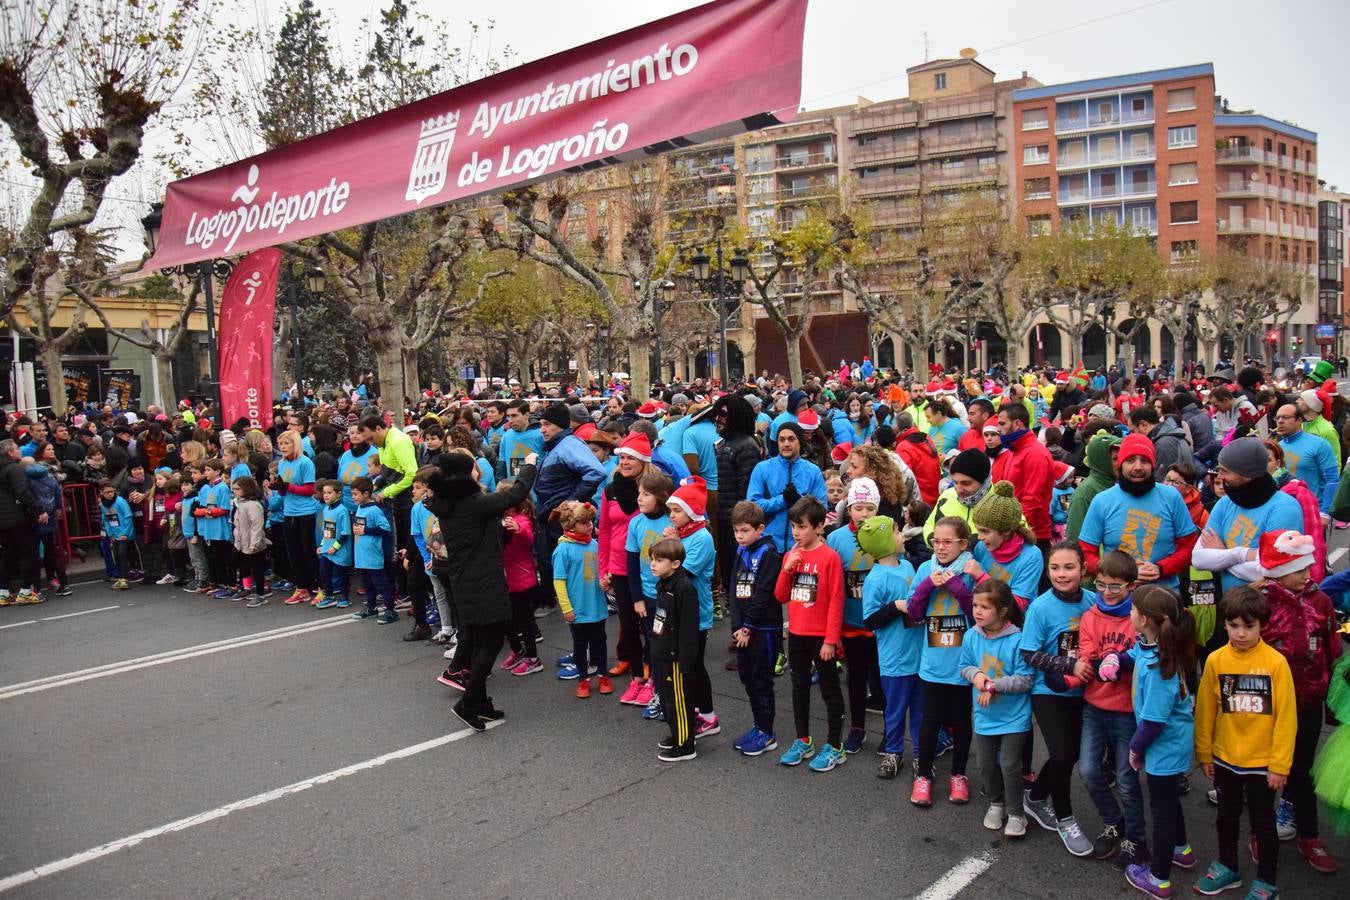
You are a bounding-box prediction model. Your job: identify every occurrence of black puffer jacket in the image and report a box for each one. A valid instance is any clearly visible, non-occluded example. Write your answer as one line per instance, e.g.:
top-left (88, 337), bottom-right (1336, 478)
top-left (0, 455), bottom-right (43, 529)
top-left (715, 433), bottom-right (761, 527)
top-left (426, 460), bottom-right (536, 627)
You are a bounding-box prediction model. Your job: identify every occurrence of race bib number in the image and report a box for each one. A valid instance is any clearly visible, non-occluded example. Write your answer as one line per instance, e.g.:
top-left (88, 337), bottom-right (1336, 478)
top-left (790, 571), bottom-right (818, 608)
top-left (652, 606), bottom-right (668, 636)
top-left (1189, 579), bottom-right (1216, 607)
top-left (1220, 674), bottom-right (1272, 715)
top-left (735, 570), bottom-right (754, 600)
top-left (154, 498), bottom-right (166, 514)
top-left (846, 570), bottom-right (866, 601)
top-left (107, 513), bottom-right (120, 528)
top-left (1057, 629), bottom-right (1080, 659)
top-left (1058, 493), bottom-right (1072, 513)
top-left (927, 615), bottom-right (966, 648)
top-left (353, 516), bottom-right (366, 536)
top-left (322, 521), bottom-right (337, 541)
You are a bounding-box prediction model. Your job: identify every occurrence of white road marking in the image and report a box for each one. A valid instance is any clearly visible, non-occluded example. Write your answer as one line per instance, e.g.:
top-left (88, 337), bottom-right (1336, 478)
top-left (0, 605), bottom-right (121, 632)
top-left (0, 615), bottom-right (352, 700)
top-left (0, 620), bottom-right (35, 631)
top-left (1329, 547), bottom-right (1346, 567)
top-left (912, 850), bottom-right (997, 900)
top-left (0, 724), bottom-right (500, 893)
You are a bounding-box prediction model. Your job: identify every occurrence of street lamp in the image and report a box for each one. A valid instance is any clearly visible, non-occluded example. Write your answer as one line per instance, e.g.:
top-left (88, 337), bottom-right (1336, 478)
top-left (950, 276), bottom-right (983, 371)
top-left (288, 264), bottom-right (327, 397)
top-left (652, 279), bottom-right (676, 384)
top-left (689, 240), bottom-right (747, 386)
top-left (141, 201), bottom-right (232, 416)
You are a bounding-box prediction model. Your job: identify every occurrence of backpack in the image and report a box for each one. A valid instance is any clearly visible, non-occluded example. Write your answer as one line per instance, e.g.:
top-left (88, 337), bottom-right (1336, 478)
top-left (425, 515), bottom-right (448, 563)
top-left (30, 470), bottom-right (61, 518)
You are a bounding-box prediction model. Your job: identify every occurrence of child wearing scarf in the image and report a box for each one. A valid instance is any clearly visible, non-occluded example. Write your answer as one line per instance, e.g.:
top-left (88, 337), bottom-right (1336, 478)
top-left (665, 477), bottom-right (719, 738)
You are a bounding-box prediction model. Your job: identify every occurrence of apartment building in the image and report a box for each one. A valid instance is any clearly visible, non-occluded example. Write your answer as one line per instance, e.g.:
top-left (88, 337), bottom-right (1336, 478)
top-left (1012, 64), bottom-right (1321, 368)
top-left (1317, 188), bottom-right (1349, 358)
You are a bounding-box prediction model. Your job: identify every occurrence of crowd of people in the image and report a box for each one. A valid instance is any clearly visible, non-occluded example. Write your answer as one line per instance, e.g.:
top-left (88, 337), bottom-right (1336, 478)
top-left (4, 354), bottom-right (1350, 900)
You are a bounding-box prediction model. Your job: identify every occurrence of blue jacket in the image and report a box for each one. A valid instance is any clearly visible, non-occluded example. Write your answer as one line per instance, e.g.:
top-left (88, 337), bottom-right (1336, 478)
top-left (534, 431), bottom-right (605, 522)
top-left (26, 464), bottom-right (60, 535)
top-left (101, 495), bottom-right (135, 540)
top-left (828, 409), bottom-right (857, 446)
top-left (746, 454), bottom-right (829, 551)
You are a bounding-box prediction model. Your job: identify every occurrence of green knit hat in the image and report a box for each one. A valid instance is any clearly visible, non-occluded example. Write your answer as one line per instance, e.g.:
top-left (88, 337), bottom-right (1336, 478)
top-left (971, 480), bottom-right (1024, 534)
top-left (856, 515), bottom-right (898, 560)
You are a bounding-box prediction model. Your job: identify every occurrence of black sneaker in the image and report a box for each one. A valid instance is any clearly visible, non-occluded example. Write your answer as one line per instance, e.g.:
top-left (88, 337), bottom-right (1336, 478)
top-left (403, 624), bottom-right (432, 642)
top-left (451, 700), bottom-right (485, 733)
top-left (1093, 823), bottom-right (1123, 860)
top-left (657, 743), bottom-right (696, 762)
top-left (474, 701), bottom-right (505, 722)
top-left (658, 735), bottom-right (676, 751)
top-left (55, 586), bottom-right (74, 596)
top-left (1113, 838), bottom-right (1149, 871)
top-left (1176, 773), bottom-right (1190, 795)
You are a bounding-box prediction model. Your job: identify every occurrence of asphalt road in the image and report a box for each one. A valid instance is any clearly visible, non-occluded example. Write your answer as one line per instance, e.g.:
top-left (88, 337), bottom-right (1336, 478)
top-left (2, 560), bottom-right (1347, 899)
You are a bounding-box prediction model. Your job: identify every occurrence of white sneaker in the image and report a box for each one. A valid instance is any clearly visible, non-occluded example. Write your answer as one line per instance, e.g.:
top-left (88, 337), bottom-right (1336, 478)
top-left (156, 574), bottom-right (177, 585)
top-left (443, 644), bottom-right (458, 660)
top-left (1004, 815), bottom-right (1028, 838)
top-left (983, 802), bottom-right (1006, 831)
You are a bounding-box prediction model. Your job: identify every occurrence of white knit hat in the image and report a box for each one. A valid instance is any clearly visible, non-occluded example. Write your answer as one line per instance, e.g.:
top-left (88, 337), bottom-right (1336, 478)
top-left (847, 476), bottom-right (880, 507)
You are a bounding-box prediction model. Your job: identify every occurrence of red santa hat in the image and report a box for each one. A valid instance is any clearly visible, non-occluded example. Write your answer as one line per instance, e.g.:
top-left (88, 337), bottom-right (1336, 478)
top-left (637, 400), bottom-right (662, 418)
top-left (941, 377), bottom-right (957, 394)
top-left (667, 475), bottom-right (708, 521)
top-left (924, 380), bottom-right (942, 395)
top-left (1258, 530), bottom-right (1316, 579)
top-left (616, 433), bottom-right (652, 462)
top-left (573, 423), bottom-right (597, 442)
top-left (797, 408), bottom-right (820, 431)
top-left (1054, 370), bottom-right (1069, 385)
top-left (831, 441), bottom-right (854, 463)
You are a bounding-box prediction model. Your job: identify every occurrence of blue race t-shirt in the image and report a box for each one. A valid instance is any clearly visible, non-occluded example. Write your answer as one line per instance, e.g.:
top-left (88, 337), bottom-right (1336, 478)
top-left (625, 511), bottom-right (672, 600)
top-left (552, 537), bottom-right (607, 624)
top-left (1130, 641), bottom-right (1195, 776)
top-left (1022, 588), bottom-right (1098, 696)
top-left (230, 462), bottom-right (252, 482)
top-left (336, 447), bottom-right (374, 512)
top-left (277, 455), bottom-right (318, 516)
top-left (1078, 484), bottom-right (1197, 590)
top-left (352, 502), bottom-right (390, 569)
top-left (913, 558), bottom-right (975, 686)
top-left (960, 626), bottom-right (1033, 734)
top-left (827, 524), bottom-right (873, 630)
top-left (500, 426), bottom-right (544, 479)
top-left (863, 562), bottom-right (921, 677)
top-left (682, 419), bottom-right (719, 490)
top-left (1206, 493), bottom-right (1304, 584)
top-left (319, 502), bottom-right (354, 567)
top-left (973, 540), bottom-right (1044, 604)
top-left (928, 417), bottom-right (968, 456)
top-left (681, 525), bottom-right (716, 631)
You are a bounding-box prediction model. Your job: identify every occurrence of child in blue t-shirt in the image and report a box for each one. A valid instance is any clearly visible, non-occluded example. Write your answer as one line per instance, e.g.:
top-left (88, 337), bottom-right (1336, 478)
top-left (857, 516), bottom-right (920, 779)
top-left (554, 500), bottom-right (609, 699)
top-left (349, 477), bottom-right (395, 622)
top-left (826, 476), bottom-right (881, 755)
top-left (197, 459), bottom-right (236, 598)
top-left (265, 463), bottom-right (290, 591)
top-left (316, 481), bottom-right (353, 609)
top-left (625, 470), bottom-right (673, 720)
top-left (664, 476), bottom-right (718, 737)
top-left (181, 463), bottom-right (210, 591)
top-left (969, 481), bottom-right (1044, 610)
top-left (961, 579), bottom-right (1034, 838)
top-left (99, 481), bottom-right (135, 590)
top-left (410, 468), bottom-right (453, 641)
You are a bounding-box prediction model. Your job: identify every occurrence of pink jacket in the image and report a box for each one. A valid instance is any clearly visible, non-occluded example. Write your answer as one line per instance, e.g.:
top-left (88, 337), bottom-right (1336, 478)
top-left (597, 492), bottom-right (637, 576)
top-left (502, 513), bottom-right (537, 593)
top-left (1280, 478), bottom-right (1327, 582)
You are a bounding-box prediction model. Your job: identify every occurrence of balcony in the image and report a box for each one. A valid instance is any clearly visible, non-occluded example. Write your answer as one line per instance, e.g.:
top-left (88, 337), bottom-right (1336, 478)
top-left (1055, 110), bottom-right (1154, 136)
top-left (1216, 180), bottom-right (1276, 199)
top-left (1216, 146), bottom-right (1265, 165)
top-left (670, 159), bottom-right (736, 181)
top-left (1218, 217), bottom-right (1276, 235)
top-left (928, 131), bottom-right (1000, 156)
top-left (848, 108), bottom-right (919, 137)
top-left (1279, 186), bottom-right (1294, 202)
top-left (925, 165), bottom-right (999, 188)
top-left (1056, 147), bottom-right (1155, 171)
top-left (1057, 183), bottom-right (1156, 206)
top-left (777, 181), bottom-right (837, 202)
top-left (852, 141), bottom-right (919, 166)
top-left (856, 174), bottom-right (920, 197)
top-left (869, 205), bottom-right (922, 227)
top-left (772, 150), bottom-right (837, 172)
top-left (925, 97), bottom-right (997, 124)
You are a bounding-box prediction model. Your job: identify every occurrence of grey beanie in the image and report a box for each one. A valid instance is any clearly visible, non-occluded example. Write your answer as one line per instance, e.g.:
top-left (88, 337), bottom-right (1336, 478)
top-left (569, 403), bottom-right (591, 425)
top-left (1218, 437), bottom-right (1268, 479)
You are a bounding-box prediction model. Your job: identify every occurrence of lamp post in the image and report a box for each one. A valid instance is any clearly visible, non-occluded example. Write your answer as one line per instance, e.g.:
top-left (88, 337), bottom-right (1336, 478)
top-left (141, 201), bottom-right (232, 417)
top-left (949, 276), bottom-right (982, 372)
top-left (690, 239), bottom-right (748, 386)
top-left (652, 279), bottom-right (676, 384)
top-left (287, 265), bottom-right (327, 396)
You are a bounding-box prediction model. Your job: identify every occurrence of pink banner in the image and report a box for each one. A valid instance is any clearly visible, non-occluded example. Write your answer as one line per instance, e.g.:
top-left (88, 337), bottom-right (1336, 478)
top-left (217, 249), bottom-right (281, 429)
top-left (146, 0), bottom-right (808, 269)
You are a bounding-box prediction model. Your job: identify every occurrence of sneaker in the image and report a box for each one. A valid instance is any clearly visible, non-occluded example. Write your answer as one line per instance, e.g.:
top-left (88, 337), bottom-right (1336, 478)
top-left (740, 729), bottom-right (778, 757)
top-left (245, 595), bottom-right (269, 608)
top-left (733, 727), bottom-right (757, 752)
top-left (509, 657), bottom-right (542, 676)
top-left (633, 681), bottom-right (655, 707)
top-left (156, 574), bottom-right (176, 585)
top-left (842, 727), bottom-right (866, 755)
top-left (376, 610), bottom-right (398, 624)
top-left (657, 743), bottom-right (696, 762)
top-left (608, 660), bottom-right (631, 676)
top-left (934, 728), bottom-right (953, 758)
top-left (209, 587), bottom-right (232, 599)
top-left (1124, 863), bottom-right (1174, 899)
top-left (575, 678), bottom-right (592, 699)
top-left (437, 667), bottom-right (467, 690)
top-left (1298, 837), bottom-right (1337, 874)
top-left (272, 580), bottom-right (293, 592)
top-left (333, 596), bottom-right (349, 608)
top-left (910, 776), bottom-right (933, 807)
top-left (983, 802), bottom-right (1006, 831)
top-left (657, 734), bottom-right (676, 751)
top-left (1275, 799), bottom-right (1296, 841)
top-left (1094, 823), bottom-right (1124, 860)
top-left (1193, 860), bottom-right (1242, 895)
top-left (597, 675), bottom-right (614, 695)
top-left (1056, 816), bottom-right (1093, 857)
top-left (402, 624), bottom-right (432, 642)
top-left (773, 651), bottom-right (786, 676)
top-left (1114, 839), bottom-right (1150, 871)
top-left (451, 699), bottom-right (485, 733)
top-left (0, 592), bottom-right (11, 606)
top-left (1173, 844), bottom-right (1197, 869)
top-left (1242, 880), bottom-right (1277, 900)
top-left (314, 594), bottom-right (339, 610)
top-left (284, 589), bottom-right (310, 605)
top-left (694, 713), bottom-right (720, 738)
top-left (877, 752), bottom-right (900, 779)
top-left (808, 742), bottom-right (845, 772)
top-left (779, 738), bottom-right (815, 766)
top-left (1023, 790), bottom-right (1057, 832)
top-left (949, 774), bottom-right (970, 804)
top-left (557, 664), bottom-right (582, 681)
top-left (1004, 815), bottom-right (1028, 838)
top-left (1208, 788), bottom-right (1219, 806)
top-left (54, 585), bottom-right (74, 596)
top-left (351, 607), bottom-right (378, 620)
top-left (474, 701), bottom-right (504, 723)
top-left (641, 693), bottom-right (664, 720)
top-left (556, 653), bottom-right (574, 667)
top-left (619, 679), bottom-right (645, 705)
top-left (14, 590), bottom-right (42, 604)
top-left (112, 579), bottom-right (128, 591)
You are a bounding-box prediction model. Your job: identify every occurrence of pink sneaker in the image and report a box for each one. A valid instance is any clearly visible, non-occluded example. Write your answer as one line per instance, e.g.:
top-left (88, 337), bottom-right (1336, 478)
top-left (695, 712), bottom-right (721, 738)
top-left (632, 680), bottom-right (655, 707)
top-left (619, 678), bottom-right (645, 704)
top-left (499, 650), bottom-right (522, 671)
top-left (510, 657), bottom-right (543, 676)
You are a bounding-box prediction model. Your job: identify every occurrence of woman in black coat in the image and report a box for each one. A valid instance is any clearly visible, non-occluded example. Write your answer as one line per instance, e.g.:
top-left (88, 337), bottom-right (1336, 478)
top-left (426, 449), bottom-right (537, 730)
top-left (713, 395), bottom-right (762, 598)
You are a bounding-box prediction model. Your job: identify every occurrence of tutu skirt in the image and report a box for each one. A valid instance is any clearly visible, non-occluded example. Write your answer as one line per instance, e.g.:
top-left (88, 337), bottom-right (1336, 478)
top-left (1312, 726), bottom-right (1350, 836)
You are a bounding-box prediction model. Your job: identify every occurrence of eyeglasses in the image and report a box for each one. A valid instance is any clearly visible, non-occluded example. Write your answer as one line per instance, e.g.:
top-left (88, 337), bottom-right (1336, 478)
top-left (930, 539), bottom-right (963, 547)
top-left (1096, 581), bottom-right (1129, 594)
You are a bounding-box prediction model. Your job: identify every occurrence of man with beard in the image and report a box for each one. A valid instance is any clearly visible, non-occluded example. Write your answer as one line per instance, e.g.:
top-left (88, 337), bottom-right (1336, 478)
top-left (1077, 434), bottom-right (1197, 590)
top-left (992, 402), bottom-right (1054, 555)
top-left (747, 423), bottom-right (828, 552)
top-left (1274, 402), bottom-right (1338, 517)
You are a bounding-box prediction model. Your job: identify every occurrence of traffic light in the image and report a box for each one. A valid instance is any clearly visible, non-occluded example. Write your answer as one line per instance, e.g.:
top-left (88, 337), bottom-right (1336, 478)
top-left (1267, 330), bottom-right (1279, 344)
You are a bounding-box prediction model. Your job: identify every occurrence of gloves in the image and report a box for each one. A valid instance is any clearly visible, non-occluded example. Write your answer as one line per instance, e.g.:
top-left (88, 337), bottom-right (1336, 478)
top-left (1098, 653), bottom-right (1120, 682)
top-left (276, 481), bottom-right (290, 494)
top-left (783, 484), bottom-right (801, 508)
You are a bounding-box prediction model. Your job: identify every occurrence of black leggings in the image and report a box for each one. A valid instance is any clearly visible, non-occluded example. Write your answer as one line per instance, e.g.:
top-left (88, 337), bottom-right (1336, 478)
top-left (1147, 771), bottom-right (1189, 882)
top-left (1030, 694), bottom-right (1084, 817)
top-left (206, 539), bottom-right (234, 586)
top-left (691, 629), bottom-right (714, 715)
top-left (611, 574), bottom-right (646, 674)
top-left (267, 524), bottom-right (290, 581)
top-left (37, 532), bottom-right (66, 587)
top-left (917, 679), bottom-right (972, 779)
top-left (788, 633), bottom-right (844, 748)
top-left (506, 588), bottom-right (538, 658)
top-left (1215, 765), bottom-right (1278, 885)
top-left (1286, 703), bottom-right (1323, 839)
top-left (569, 620), bottom-right (607, 677)
top-left (283, 513), bottom-right (317, 590)
top-left (842, 634), bottom-right (878, 730)
top-left (238, 550), bottom-right (268, 593)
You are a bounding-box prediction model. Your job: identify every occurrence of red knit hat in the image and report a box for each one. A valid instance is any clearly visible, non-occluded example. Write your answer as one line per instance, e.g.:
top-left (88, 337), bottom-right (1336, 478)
top-left (668, 475), bottom-right (708, 521)
top-left (1118, 433), bottom-right (1156, 467)
top-left (798, 408), bottom-right (820, 431)
top-left (616, 433), bottom-right (652, 462)
top-left (1259, 530), bottom-right (1315, 578)
top-left (573, 423), bottom-right (597, 442)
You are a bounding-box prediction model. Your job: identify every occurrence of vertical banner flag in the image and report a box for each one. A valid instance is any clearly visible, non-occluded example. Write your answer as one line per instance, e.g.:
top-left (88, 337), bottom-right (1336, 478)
top-left (146, 0), bottom-right (809, 269)
top-left (218, 249), bottom-right (282, 428)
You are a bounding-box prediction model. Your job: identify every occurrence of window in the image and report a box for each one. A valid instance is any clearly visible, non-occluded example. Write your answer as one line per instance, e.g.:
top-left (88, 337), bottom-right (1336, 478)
top-left (1099, 172), bottom-right (1118, 197)
top-left (1168, 162), bottom-right (1198, 185)
top-left (1264, 138), bottom-right (1273, 153)
top-left (1098, 135), bottom-right (1117, 160)
top-left (1168, 126), bottom-right (1197, 149)
top-left (1132, 169), bottom-right (1151, 193)
top-left (1096, 101), bottom-right (1115, 123)
top-left (1170, 200), bottom-right (1199, 224)
top-left (1024, 144), bottom-right (1049, 165)
top-left (1131, 97), bottom-right (1147, 115)
top-left (1027, 215), bottom-right (1051, 236)
top-left (1129, 132), bottom-right (1150, 158)
top-left (1278, 142), bottom-right (1287, 157)
top-left (1166, 88), bottom-right (1196, 111)
top-left (1171, 240), bottom-right (1198, 261)
top-left (1022, 108), bottom-right (1048, 130)
top-left (934, 72), bottom-right (946, 90)
top-left (1024, 177), bottom-right (1051, 200)
top-left (1131, 206), bottom-right (1154, 231)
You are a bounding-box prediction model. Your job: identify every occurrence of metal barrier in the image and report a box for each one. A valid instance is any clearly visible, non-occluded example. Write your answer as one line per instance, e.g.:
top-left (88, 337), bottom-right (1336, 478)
top-left (60, 482), bottom-right (102, 565)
